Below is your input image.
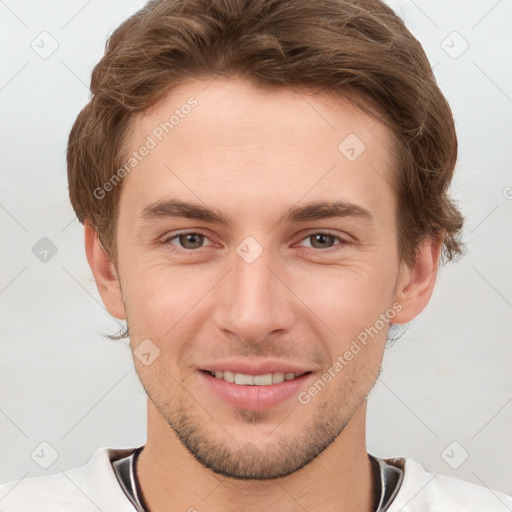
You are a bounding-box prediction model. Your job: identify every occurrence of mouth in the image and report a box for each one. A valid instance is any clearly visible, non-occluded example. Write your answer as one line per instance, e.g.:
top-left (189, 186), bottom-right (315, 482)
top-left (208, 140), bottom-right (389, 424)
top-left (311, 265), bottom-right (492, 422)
top-left (201, 369), bottom-right (311, 386)
top-left (197, 368), bottom-right (314, 410)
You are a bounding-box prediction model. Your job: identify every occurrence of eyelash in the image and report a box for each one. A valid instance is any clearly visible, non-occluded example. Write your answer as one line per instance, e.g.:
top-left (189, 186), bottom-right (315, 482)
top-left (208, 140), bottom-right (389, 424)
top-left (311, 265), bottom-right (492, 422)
top-left (160, 230), bottom-right (350, 253)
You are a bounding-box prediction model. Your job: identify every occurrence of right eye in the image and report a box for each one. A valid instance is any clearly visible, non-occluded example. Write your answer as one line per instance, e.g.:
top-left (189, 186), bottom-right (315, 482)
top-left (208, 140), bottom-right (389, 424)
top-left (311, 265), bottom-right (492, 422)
top-left (161, 231), bottom-right (214, 251)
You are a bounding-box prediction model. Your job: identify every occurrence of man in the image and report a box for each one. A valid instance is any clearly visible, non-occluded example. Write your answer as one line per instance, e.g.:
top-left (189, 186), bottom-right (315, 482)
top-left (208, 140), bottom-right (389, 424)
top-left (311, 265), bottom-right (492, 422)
top-left (1, 0), bottom-right (510, 510)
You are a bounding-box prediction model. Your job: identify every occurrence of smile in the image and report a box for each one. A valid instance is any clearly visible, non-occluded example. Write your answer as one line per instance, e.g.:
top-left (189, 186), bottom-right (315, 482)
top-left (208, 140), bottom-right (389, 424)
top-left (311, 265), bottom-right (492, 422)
top-left (206, 370), bottom-right (307, 386)
top-left (198, 369), bottom-right (314, 410)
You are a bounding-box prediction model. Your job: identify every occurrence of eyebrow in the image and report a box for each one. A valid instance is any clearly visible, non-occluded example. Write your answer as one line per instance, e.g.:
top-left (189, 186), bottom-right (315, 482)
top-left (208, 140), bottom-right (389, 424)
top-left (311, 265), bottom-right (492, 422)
top-left (140, 198), bottom-right (374, 225)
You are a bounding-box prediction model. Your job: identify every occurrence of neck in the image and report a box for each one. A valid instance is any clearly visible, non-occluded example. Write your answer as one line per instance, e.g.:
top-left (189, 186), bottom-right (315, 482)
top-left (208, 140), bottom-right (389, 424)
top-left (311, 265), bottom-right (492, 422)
top-left (136, 400), bottom-right (377, 512)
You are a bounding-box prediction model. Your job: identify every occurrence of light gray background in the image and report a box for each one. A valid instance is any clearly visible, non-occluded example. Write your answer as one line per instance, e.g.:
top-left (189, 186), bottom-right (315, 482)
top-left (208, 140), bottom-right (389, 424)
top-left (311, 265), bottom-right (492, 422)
top-left (1, 0), bottom-right (511, 498)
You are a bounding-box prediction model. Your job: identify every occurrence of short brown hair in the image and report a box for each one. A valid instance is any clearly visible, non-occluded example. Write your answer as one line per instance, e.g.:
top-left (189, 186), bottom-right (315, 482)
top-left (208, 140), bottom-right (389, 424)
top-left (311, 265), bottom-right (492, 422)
top-left (67, 0), bottom-right (464, 268)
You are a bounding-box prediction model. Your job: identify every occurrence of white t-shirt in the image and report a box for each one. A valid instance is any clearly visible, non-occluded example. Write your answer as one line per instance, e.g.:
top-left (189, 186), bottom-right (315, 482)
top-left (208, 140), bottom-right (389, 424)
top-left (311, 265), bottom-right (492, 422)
top-left (1, 446), bottom-right (511, 511)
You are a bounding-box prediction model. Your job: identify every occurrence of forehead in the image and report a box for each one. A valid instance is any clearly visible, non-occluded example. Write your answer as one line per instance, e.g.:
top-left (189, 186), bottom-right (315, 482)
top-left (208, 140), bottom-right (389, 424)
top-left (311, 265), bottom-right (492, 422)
top-left (119, 76), bottom-right (397, 227)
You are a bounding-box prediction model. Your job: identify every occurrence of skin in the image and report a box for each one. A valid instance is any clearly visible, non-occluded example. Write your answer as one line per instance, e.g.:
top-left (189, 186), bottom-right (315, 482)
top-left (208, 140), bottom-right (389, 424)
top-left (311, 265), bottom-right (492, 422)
top-left (85, 75), bottom-right (442, 512)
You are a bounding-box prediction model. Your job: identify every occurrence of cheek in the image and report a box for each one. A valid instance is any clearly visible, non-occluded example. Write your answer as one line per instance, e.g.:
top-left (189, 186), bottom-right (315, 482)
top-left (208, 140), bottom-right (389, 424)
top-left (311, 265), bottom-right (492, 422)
top-left (119, 261), bottom-right (171, 326)
top-left (297, 260), bottom-right (397, 329)
top-left (122, 260), bottom-right (217, 339)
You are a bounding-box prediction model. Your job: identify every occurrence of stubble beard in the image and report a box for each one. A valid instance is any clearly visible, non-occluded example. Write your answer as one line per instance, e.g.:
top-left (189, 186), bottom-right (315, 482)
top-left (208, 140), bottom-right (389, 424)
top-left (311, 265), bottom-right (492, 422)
top-left (139, 366), bottom-right (381, 480)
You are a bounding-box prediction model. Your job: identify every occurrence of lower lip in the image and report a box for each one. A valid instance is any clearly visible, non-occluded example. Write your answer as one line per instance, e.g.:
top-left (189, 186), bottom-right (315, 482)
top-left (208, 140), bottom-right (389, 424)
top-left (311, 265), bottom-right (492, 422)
top-left (198, 370), bottom-right (313, 410)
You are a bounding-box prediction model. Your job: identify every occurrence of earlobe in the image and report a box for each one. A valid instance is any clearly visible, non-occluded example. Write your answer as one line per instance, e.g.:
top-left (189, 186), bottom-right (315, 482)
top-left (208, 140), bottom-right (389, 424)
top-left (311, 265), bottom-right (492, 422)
top-left (392, 233), bottom-right (444, 325)
top-left (84, 223), bottom-right (126, 320)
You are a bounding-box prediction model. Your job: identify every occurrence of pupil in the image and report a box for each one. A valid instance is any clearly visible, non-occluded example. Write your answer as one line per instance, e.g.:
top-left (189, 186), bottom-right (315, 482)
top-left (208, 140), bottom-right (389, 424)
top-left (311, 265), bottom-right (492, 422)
top-left (181, 233), bottom-right (203, 248)
top-left (312, 234), bottom-right (333, 248)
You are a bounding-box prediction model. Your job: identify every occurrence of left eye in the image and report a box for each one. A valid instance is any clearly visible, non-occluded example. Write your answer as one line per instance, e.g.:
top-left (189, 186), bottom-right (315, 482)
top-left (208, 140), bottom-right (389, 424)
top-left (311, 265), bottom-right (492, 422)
top-left (298, 232), bottom-right (345, 250)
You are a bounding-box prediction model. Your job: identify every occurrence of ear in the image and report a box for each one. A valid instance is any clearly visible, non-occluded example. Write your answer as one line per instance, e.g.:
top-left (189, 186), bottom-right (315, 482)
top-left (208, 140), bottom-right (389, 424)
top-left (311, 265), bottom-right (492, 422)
top-left (392, 232), bottom-right (443, 325)
top-left (84, 222), bottom-right (126, 320)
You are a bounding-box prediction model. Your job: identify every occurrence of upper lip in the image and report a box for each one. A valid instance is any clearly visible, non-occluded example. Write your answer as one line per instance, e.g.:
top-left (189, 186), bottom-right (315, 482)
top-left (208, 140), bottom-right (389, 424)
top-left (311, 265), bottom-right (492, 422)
top-left (199, 359), bottom-right (313, 376)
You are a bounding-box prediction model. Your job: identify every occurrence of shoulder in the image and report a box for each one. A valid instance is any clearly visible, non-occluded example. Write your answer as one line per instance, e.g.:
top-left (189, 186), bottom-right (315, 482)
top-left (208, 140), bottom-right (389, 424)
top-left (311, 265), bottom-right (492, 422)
top-left (387, 456), bottom-right (512, 512)
top-left (0, 446), bottom-right (138, 512)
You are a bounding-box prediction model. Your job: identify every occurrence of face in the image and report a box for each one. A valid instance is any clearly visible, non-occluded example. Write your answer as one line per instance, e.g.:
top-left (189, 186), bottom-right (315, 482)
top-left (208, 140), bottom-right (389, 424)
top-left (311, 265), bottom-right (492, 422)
top-left (93, 76), bottom-right (426, 480)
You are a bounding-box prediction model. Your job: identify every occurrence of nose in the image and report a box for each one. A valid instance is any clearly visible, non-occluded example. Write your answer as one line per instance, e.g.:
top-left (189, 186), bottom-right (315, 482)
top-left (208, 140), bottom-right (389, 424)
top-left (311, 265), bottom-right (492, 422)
top-left (212, 244), bottom-right (296, 345)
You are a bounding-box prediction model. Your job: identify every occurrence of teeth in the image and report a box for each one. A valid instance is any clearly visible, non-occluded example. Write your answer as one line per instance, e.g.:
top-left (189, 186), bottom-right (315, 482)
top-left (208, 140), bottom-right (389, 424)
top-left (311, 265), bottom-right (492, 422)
top-left (223, 370), bottom-right (235, 383)
top-left (208, 370), bottom-right (300, 385)
top-left (272, 372), bottom-right (285, 384)
top-left (254, 374), bottom-right (272, 385)
top-left (235, 373), bottom-right (254, 385)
